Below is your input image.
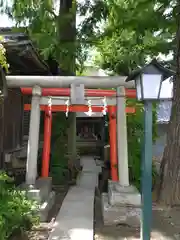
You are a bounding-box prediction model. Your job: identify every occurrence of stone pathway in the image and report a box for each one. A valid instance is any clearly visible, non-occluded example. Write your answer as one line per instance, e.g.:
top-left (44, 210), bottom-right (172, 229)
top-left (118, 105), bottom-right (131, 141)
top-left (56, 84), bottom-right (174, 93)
top-left (48, 156), bottom-right (101, 240)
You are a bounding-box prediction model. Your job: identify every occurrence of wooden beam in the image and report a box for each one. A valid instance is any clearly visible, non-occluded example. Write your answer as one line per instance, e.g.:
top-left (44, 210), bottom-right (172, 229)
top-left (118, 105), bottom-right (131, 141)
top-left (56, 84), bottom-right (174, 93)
top-left (24, 104), bottom-right (135, 113)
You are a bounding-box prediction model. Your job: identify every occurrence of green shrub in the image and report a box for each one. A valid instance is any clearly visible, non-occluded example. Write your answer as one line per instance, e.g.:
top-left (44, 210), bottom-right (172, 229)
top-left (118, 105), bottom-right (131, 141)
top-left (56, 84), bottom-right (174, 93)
top-left (0, 172), bottom-right (39, 240)
top-left (127, 99), bottom-right (158, 191)
top-left (50, 113), bottom-right (70, 184)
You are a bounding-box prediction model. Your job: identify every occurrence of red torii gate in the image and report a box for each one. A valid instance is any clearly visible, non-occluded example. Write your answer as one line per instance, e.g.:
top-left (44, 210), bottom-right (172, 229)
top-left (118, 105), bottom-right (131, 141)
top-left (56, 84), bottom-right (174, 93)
top-left (22, 87), bottom-right (136, 181)
top-left (21, 88), bottom-right (136, 97)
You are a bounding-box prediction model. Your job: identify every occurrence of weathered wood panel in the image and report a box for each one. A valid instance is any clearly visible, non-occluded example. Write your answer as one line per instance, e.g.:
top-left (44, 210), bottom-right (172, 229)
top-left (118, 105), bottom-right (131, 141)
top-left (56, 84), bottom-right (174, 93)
top-left (23, 95), bottom-right (31, 136)
top-left (0, 89), bottom-right (23, 167)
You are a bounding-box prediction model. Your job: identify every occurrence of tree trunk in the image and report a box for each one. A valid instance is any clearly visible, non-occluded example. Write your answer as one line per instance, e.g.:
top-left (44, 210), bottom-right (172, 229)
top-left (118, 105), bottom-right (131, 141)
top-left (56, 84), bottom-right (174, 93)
top-left (58, 0), bottom-right (77, 175)
top-left (58, 0), bottom-right (76, 73)
top-left (158, 3), bottom-right (180, 206)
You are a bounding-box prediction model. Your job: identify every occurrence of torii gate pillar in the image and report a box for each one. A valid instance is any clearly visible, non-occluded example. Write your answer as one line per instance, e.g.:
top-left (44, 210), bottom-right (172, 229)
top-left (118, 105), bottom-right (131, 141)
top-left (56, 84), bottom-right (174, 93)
top-left (117, 86), bottom-right (129, 186)
top-left (105, 87), bottom-right (141, 228)
top-left (26, 85), bottom-right (41, 185)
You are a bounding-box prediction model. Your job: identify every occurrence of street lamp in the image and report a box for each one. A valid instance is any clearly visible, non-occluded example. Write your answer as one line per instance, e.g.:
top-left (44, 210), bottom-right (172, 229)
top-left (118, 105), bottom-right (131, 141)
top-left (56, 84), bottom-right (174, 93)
top-left (126, 59), bottom-right (174, 240)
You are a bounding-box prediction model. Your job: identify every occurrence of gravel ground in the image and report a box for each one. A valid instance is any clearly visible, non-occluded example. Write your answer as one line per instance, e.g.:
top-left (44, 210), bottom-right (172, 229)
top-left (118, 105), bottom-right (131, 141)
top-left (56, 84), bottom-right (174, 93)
top-left (94, 194), bottom-right (180, 240)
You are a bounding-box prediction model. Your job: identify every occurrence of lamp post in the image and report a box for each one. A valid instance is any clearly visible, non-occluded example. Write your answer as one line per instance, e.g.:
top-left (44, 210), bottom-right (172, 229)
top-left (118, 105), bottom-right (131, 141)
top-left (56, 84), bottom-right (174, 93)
top-left (126, 59), bottom-right (174, 240)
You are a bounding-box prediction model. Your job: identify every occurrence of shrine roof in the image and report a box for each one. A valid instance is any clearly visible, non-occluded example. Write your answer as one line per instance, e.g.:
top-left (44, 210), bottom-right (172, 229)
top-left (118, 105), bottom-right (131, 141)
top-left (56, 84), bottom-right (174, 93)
top-left (0, 27), bottom-right (51, 75)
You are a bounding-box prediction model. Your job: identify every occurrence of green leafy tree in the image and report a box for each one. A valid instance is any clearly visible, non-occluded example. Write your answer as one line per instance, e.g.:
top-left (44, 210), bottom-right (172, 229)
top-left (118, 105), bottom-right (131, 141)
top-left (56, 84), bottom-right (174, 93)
top-left (96, 0), bottom-right (175, 75)
top-left (1, 0), bottom-right (106, 68)
top-left (95, 0), bottom-right (180, 206)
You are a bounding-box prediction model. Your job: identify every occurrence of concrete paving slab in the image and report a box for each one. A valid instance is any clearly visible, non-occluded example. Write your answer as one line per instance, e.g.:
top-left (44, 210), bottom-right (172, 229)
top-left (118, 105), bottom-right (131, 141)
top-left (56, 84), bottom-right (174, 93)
top-left (49, 156), bottom-right (100, 240)
top-left (80, 156), bottom-right (98, 171)
top-left (76, 172), bottom-right (99, 189)
top-left (49, 187), bottom-right (94, 240)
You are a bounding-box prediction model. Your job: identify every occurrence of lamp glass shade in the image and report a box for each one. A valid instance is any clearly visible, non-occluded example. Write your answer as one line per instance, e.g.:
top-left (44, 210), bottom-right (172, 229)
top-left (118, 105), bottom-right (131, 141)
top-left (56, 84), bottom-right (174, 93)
top-left (139, 74), bottom-right (162, 100)
top-left (159, 77), bottom-right (173, 99)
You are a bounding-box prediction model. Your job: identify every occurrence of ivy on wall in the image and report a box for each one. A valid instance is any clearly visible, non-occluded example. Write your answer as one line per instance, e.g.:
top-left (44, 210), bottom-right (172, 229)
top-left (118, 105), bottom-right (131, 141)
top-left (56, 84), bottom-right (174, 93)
top-left (0, 37), bottom-right (9, 73)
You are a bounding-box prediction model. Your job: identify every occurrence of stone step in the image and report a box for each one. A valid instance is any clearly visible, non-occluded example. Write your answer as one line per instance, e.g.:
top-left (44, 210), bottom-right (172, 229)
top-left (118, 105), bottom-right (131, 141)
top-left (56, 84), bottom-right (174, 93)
top-left (36, 177), bottom-right (52, 202)
top-left (108, 180), bottom-right (141, 207)
top-left (20, 177), bottom-right (52, 203)
top-left (101, 193), bottom-right (141, 227)
top-left (39, 191), bottom-right (55, 222)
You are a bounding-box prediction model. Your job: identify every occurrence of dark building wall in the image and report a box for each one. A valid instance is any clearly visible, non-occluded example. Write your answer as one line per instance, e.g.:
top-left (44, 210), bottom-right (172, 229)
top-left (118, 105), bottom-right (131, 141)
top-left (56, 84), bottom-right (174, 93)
top-left (0, 89), bottom-right (24, 167)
